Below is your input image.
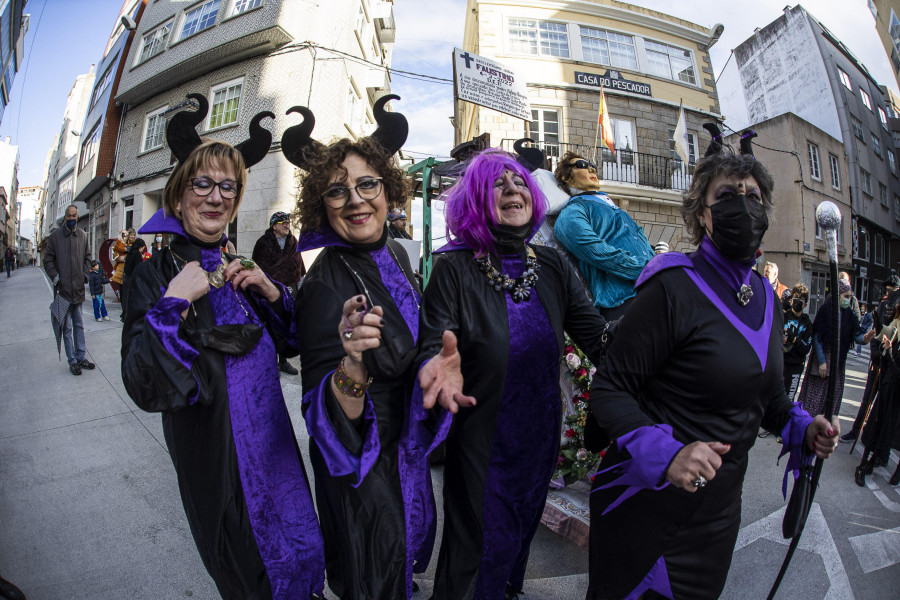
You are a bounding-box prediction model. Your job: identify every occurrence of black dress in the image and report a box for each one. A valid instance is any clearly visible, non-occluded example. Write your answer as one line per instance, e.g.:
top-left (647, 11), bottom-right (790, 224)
top-left (418, 244), bottom-right (607, 599)
top-left (861, 342), bottom-right (900, 457)
top-left (293, 227), bottom-right (430, 600)
top-left (122, 210), bottom-right (324, 599)
top-left (587, 242), bottom-right (811, 600)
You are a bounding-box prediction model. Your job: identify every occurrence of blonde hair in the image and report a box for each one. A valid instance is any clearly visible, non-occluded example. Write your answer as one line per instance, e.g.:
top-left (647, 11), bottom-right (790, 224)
top-left (162, 140), bottom-right (246, 221)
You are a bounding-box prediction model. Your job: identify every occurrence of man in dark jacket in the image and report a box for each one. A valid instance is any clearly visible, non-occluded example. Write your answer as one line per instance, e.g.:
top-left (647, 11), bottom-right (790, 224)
top-left (386, 210), bottom-right (412, 240)
top-left (842, 275), bottom-right (900, 443)
top-left (252, 211), bottom-right (303, 374)
top-left (4, 246), bottom-right (14, 276)
top-left (44, 204), bottom-right (94, 375)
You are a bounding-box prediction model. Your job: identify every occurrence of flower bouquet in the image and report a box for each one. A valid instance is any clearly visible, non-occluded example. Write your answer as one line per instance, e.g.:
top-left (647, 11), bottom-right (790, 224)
top-left (554, 335), bottom-right (605, 485)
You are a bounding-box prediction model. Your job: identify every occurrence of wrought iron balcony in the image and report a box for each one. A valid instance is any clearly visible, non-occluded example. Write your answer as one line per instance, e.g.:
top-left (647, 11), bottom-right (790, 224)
top-left (500, 139), bottom-right (695, 192)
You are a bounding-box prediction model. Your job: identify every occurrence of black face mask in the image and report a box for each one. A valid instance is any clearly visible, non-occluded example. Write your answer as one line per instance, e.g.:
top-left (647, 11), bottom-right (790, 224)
top-left (706, 194), bottom-right (768, 261)
top-left (791, 299), bottom-right (804, 313)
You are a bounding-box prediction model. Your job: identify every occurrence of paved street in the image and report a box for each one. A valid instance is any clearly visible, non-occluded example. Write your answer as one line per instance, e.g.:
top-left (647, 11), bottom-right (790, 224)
top-left (1, 266), bottom-right (899, 599)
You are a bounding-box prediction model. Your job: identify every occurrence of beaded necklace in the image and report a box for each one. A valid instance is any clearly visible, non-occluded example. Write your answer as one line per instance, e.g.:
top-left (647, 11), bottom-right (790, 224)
top-left (169, 248), bottom-right (252, 320)
top-left (475, 246), bottom-right (540, 303)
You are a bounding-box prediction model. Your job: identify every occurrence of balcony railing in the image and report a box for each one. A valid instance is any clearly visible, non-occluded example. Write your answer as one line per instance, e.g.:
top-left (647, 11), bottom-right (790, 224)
top-left (501, 140), bottom-right (695, 192)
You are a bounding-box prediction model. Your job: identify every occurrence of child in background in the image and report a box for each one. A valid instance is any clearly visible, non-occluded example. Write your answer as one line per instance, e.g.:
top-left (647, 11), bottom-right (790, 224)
top-left (89, 260), bottom-right (111, 322)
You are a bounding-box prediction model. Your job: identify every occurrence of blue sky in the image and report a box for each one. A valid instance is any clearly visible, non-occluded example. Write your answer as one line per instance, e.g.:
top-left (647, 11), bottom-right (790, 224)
top-left (6, 0), bottom-right (898, 243)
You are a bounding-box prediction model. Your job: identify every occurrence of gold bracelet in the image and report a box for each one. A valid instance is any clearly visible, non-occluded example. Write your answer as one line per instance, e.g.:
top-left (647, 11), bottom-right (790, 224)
top-left (333, 357), bottom-right (373, 398)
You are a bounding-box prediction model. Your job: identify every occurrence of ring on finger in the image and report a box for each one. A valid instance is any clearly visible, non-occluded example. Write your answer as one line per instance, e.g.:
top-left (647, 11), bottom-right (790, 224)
top-left (692, 474), bottom-right (707, 488)
top-left (342, 328), bottom-right (353, 340)
top-left (240, 259), bottom-right (256, 271)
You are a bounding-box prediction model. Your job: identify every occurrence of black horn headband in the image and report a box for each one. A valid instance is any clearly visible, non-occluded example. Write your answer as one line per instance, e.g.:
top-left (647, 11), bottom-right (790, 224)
top-left (281, 95), bottom-right (408, 170)
top-left (702, 123), bottom-right (724, 157)
top-left (165, 93), bottom-right (274, 167)
top-left (512, 138), bottom-right (546, 172)
top-left (739, 129), bottom-right (758, 157)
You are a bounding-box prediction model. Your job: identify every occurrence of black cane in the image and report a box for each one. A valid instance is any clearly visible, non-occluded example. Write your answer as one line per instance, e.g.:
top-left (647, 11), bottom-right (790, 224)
top-left (767, 201), bottom-right (842, 600)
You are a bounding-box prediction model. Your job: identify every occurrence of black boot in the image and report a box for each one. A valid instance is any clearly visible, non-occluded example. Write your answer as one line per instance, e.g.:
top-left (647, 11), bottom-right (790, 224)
top-left (890, 465), bottom-right (900, 486)
top-left (855, 465), bottom-right (867, 487)
top-left (505, 583), bottom-right (521, 600)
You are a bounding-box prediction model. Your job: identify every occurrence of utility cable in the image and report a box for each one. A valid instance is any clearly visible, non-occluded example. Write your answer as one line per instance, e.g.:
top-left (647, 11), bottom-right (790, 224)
top-left (12, 0), bottom-right (48, 142)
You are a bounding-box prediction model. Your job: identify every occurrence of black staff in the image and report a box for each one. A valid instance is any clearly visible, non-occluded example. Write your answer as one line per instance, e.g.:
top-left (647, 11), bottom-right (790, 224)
top-left (767, 201), bottom-right (842, 599)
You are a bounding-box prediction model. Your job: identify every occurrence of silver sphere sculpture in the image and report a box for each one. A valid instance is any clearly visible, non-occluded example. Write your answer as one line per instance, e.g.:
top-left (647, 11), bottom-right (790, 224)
top-left (815, 201), bottom-right (842, 231)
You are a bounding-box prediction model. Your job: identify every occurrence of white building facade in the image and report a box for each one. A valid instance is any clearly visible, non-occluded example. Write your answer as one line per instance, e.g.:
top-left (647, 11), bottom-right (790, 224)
top-left (113, 0), bottom-right (397, 253)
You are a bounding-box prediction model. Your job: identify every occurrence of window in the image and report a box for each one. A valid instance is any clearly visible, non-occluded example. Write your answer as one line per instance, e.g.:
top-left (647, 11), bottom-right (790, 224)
top-left (829, 154), bottom-right (840, 189)
top-left (879, 106), bottom-right (889, 129)
top-left (232, 0), bottom-right (262, 14)
top-left (602, 118), bottom-right (636, 161)
top-left (893, 130), bottom-right (900, 148)
top-left (880, 182), bottom-right (889, 206)
top-left (528, 108), bottom-right (560, 159)
top-left (838, 68), bottom-right (852, 90)
top-left (875, 233), bottom-right (885, 265)
top-left (669, 129), bottom-right (698, 165)
top-left (57, 176), bottom-right (74, 218)
top-left (860, 168), bottom-right (873, 196)
top-left (208, 78), bottom-right (242, 130)
top-left (580, 27), bottom-right (637, 70)
top-left (808, 142), bottom-right (820, 180)
top-left (873, 133), bottom-right (883, 157)
top-left (851, 116), bottom-right (865, 142)
top-left (644, 40), bottom-right (696, 84)
top-left (142, 105), bottom-right (167, 152)
top-left (346, 86), bottom-right (361, 132)
top-left (179, 0), bottom-right (221, 40)
top-left (123, 197), bottom-right (134, 231)
top-left (356, 4), bottom-right (366, 34)
top-left (892, 151), bottom-right (898, 175)
top-left (137, 20), bottom-right (172, 64)
top-left (857, 225), bottom-right (870, 261)
top-left (508, 19), bottom-right (569, 58)
top-left (816, 220), bottom-right (843, 245)
top-left (861, 89), bottom-right (873, 111)
top-left (895, 195), bottom-right (900, 221)
top-left (90, 64), bottom-right (114, 108)
top-left (79, 126), bottom-right (101, 171)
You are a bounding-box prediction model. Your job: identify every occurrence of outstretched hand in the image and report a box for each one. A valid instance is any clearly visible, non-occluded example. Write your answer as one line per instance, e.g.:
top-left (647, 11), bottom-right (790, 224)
top-left (419, 330), bottom-right (476, 414)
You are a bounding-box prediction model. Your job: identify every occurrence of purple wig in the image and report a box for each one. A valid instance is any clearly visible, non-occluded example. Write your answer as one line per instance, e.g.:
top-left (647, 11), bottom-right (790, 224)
top-left (444, 149), bottom-right (547, 256)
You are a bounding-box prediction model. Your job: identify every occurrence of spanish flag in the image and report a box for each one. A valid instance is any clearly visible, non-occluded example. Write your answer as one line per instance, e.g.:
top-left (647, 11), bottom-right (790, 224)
top-left (598, 87), bottom-right (615, 154)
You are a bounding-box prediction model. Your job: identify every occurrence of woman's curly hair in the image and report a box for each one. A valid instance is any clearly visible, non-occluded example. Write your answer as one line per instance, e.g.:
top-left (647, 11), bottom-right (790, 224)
top-left (681, 153), bottom-right (775, 246)
top-left (293, 137), bottom-right (408, 233)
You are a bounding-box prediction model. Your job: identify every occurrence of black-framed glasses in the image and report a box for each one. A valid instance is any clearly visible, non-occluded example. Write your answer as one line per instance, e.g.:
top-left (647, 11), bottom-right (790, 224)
top-left (321, 177), bottom-right (384, 208)
top-left (568, 159), bottom-right (597, 171)
top-left (190, 177), bottom-right (241, 199)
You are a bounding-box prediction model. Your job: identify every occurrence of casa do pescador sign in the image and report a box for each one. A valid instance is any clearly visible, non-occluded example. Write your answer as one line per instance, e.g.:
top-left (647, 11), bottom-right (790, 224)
top-left (574, 70), bottom-right (652, 97)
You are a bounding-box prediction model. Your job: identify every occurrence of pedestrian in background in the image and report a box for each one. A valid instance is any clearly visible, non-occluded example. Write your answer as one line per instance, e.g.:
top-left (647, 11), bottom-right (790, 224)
top-left (252, 210), bottom-right (304, 375)
top-left (764, 261), bottom-right (790, 301)
top-left (150, 233), bottom-right (165, 257)
top-left (110, 228), bottom-right (133, 301)
top-left (44, 204), bottom-right (95, 376)
top-left (798, 281), bottom-right (874, 417)
top-left (839, 270), bottom-right (861, 321)
top-left (4, 245), bottom-right (14, 277)
top-left (89, 260), bottom-right (111, 322)
top-left (858, 302), bottom-right (872, 357)
top-left (120, 237), bottom-right (148, 323)
top-left (386, 209), bottom-right (412, 239)
top-left (855, 305), bottom-right (900, 487)
top-left (783, 283), bottom-right (813, 401)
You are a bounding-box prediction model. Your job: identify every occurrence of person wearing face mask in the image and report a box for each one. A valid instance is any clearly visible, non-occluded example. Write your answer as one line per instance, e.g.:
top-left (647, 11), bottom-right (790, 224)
top-left (858, 302), bottom-right (872, 357)
top-left (553, 151), bottom-right (655, 320)
top-left (44, 204), bottom-right (94, 375)
top-left (150, 233), bottom-right (165, 257)
top-left (585, 130), bottom-right (839, 600)
top-left (839, 271), bottom-right (862, 321)
top-left (798, 281), bottom-right (875, 418)
top-left (782, 283), bottom-right (813, 401)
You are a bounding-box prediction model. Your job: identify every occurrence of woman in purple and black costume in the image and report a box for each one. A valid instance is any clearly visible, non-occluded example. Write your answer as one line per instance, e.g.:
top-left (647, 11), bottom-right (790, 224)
top-left (121, 95), bottom-right (325, 599)
top-left (282, 97), bottom-right (455, 599)
top-left (415, 150), bottom-right (609, 600)
top-left (585, 129), bottom-right (839, 600)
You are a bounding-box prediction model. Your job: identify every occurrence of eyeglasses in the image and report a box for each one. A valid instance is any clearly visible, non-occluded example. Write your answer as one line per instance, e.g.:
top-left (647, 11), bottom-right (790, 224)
top-left (190, 177), bottom-right (241, 199)
top-left (321, 177), bottom-right (384, 208)
top-left (568, 159), bottom-right (597, 171)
